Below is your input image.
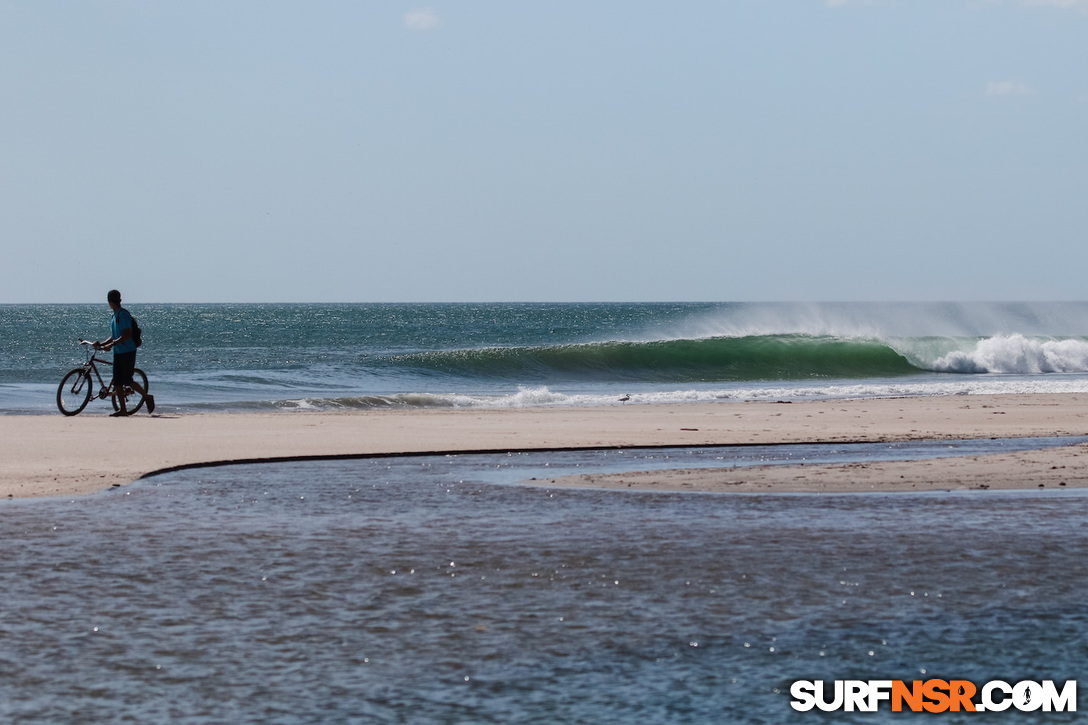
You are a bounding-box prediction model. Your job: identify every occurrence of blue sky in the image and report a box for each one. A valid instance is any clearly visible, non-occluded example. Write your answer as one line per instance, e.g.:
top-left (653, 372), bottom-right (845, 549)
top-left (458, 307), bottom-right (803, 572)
top-left (1, 0), bottom-right (1085, 303)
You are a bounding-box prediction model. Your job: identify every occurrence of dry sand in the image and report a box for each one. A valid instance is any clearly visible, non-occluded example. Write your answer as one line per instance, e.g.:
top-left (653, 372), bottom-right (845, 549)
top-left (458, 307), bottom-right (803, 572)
top-left (3, 393), bottom-right (1088, 499)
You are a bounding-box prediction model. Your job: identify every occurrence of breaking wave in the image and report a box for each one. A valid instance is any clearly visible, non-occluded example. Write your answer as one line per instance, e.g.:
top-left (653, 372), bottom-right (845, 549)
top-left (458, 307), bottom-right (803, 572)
top-left (382, 333), bottom-right (1088, 383)
top-left (928, 334), bottom-right (1088, 374)
top-left (385, 335), bottom-right (920, 383)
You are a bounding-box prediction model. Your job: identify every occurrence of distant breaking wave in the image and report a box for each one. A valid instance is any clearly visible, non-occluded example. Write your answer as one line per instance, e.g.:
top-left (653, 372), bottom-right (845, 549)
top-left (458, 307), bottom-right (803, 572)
top-left (379, 333), bottom-right (1088, 384)
top-left (163, 332), bottom-right (1088, 413)
top-left (384, 335), bottom-right (920, 383)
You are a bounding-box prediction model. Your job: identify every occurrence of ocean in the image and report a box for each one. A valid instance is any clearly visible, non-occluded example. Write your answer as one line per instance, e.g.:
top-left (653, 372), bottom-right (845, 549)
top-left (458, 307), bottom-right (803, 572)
top-left (6, 301), bottom-right (1088, 413)
top-left (3, 302), bottom-right (1088, 722)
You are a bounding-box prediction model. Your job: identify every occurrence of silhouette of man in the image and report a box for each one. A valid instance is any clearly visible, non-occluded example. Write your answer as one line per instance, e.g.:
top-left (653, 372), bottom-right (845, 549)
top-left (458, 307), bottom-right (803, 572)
top-left (95, 289), bottom-right (155, 416)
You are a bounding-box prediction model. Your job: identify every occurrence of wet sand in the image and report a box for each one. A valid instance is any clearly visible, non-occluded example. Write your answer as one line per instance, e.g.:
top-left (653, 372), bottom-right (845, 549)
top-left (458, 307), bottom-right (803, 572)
top-left (542, 444), bottom-right (1088, 494)
top-left (3, 393), bottom-right (1088, 499)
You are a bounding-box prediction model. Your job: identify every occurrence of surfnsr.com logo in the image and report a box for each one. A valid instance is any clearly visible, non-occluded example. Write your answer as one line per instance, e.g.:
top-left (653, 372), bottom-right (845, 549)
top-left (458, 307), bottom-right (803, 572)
top-left (790, 679), bottom-right (1077, 713)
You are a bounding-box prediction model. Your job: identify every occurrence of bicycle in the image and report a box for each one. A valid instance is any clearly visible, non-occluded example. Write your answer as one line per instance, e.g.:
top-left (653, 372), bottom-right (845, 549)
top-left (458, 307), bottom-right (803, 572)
top-left (56, 340), bottom-right (149, 416)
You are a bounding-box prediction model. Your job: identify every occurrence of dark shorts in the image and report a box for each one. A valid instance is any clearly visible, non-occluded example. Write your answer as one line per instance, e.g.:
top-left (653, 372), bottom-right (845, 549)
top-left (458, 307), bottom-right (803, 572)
top-left (113, 351), bottom-right (136, 387)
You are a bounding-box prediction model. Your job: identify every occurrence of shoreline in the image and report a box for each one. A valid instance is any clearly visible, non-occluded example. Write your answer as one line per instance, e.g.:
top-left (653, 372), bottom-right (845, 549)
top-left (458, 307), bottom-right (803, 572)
top-left (4, 393), bottom-right (1088, 499)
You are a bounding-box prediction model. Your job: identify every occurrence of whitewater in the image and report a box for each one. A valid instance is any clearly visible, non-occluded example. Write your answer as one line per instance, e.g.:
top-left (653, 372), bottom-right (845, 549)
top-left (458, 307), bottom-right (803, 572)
top-left (6, 302), bottom-right (1088, 413)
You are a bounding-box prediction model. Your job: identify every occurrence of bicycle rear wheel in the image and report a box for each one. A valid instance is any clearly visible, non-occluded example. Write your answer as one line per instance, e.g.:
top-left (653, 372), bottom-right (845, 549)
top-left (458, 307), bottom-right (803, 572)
top-left (111, 368), bottom-right (148, 414)
top-left (57, 368), bottom-right (92, 416)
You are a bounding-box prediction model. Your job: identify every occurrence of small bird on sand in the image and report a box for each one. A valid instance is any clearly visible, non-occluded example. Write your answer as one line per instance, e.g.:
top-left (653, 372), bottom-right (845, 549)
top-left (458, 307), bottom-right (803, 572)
top-left (619, 394), bottom-right (630, 403)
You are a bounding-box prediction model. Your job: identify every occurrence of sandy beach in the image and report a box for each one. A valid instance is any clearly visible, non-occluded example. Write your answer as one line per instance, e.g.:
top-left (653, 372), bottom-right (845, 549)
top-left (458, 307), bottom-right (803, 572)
top-left (3, 393), bottom-right (1088, 499)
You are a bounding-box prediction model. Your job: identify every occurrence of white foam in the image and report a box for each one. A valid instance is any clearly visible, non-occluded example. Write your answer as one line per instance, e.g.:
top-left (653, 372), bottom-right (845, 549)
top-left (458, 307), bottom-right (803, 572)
top-left (931, 335), bottom-right (1088, 374)
top-left (387, 378), bottom-right (1088, 409)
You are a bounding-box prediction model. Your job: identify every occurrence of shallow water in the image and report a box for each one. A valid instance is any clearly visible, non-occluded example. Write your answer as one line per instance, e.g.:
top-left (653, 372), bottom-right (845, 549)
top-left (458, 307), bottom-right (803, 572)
top-left (2, 446), bottom-right (1086, 723)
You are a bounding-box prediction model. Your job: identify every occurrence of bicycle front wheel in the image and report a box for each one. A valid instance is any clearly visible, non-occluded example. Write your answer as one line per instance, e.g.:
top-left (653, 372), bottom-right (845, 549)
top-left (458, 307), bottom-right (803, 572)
top-left (111, 368), bottom-right (148, 414)
top-left (57, 368), bottom-right (92, 416)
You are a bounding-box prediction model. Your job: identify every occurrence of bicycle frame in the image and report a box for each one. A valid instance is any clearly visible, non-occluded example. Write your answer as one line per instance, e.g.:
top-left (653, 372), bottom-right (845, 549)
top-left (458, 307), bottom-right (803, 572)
top-left (76, 339), bottom-right (117, 399)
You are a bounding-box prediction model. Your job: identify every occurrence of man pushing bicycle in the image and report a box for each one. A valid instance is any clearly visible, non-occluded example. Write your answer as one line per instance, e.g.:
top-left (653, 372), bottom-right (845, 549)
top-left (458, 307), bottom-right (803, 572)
top-left (95, 289), bottom-right (155, 417)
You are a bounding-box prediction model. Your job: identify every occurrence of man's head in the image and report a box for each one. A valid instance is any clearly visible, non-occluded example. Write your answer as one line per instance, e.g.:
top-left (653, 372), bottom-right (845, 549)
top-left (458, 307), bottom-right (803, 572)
top-left (107, 289), bottom-right (121, 309)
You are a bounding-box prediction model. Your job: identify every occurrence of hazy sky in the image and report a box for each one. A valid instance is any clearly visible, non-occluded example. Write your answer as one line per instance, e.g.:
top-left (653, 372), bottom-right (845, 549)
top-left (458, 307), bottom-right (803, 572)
top-left (2, 1), bottom-right (1085, 303)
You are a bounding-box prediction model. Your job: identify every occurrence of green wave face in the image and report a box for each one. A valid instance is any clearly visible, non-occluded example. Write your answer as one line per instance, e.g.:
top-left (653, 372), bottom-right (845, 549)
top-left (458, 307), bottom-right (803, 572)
top-left (387, 335), bottom-right (922, 383)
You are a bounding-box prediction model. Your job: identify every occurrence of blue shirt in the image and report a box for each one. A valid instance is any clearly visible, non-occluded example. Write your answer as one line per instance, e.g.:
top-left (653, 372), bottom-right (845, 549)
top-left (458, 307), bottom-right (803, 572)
top-left (111, 308), bottom-right (138, 354)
